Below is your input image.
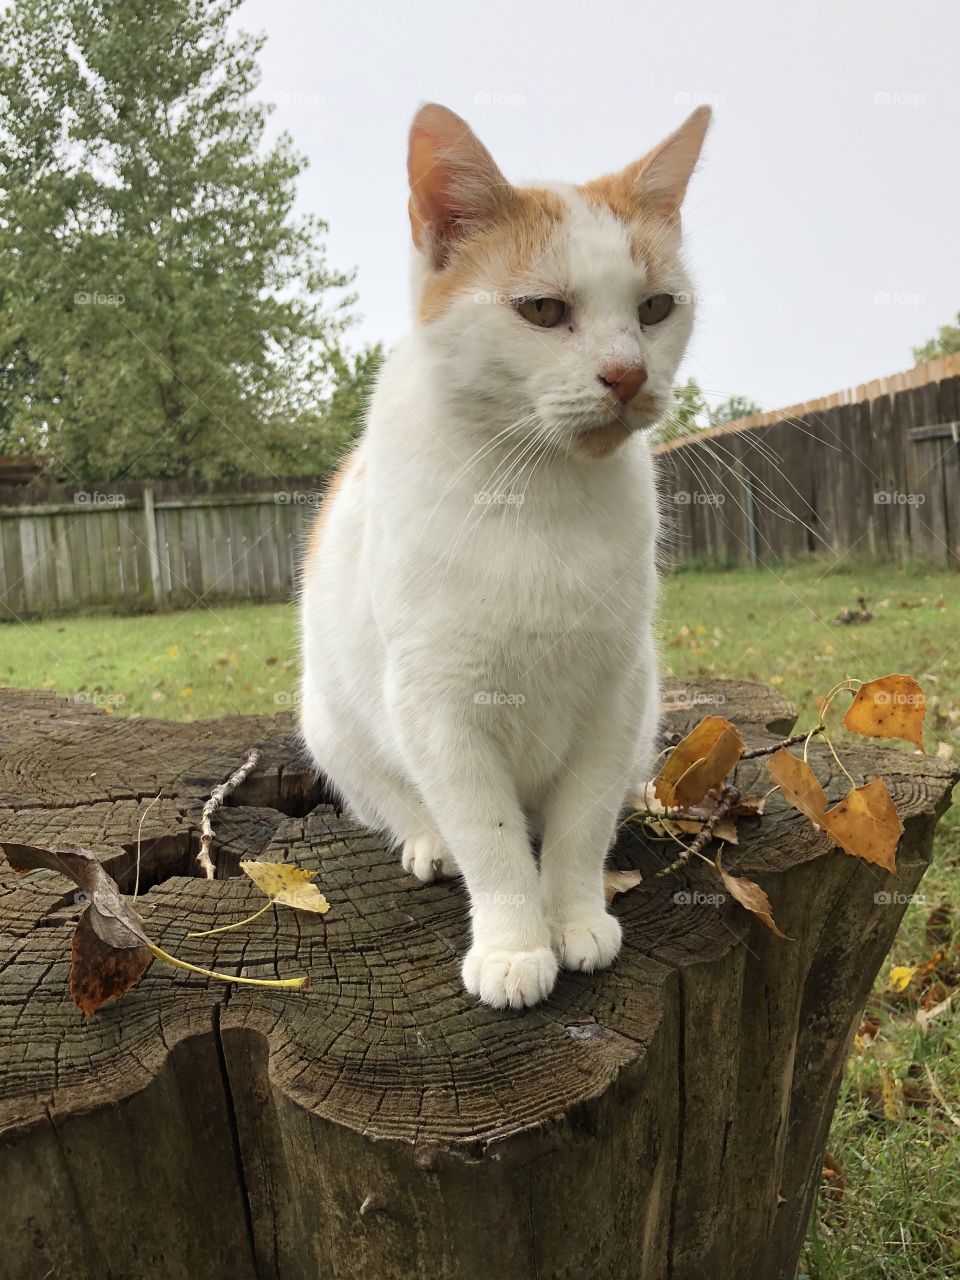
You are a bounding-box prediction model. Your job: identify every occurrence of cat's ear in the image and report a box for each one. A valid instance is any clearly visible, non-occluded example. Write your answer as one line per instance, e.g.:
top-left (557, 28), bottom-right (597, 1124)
top-left (408, 104), bottom-right (512, 268)
top-left (629, 105), bottom-right (711, 221)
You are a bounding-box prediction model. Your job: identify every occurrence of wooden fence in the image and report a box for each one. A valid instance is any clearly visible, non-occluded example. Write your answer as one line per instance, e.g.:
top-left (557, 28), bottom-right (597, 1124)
top-left (653, 355), bottom-right (960, 569)
top-left (0, 476), bottom-right (322, 617)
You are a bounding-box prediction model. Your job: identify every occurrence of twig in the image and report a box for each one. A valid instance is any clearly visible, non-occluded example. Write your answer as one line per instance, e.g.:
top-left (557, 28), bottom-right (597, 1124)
top-left (924, 1064), bottom-right (960, 1128)
top-left (740, 727), bottom-right (825, 760)
top-left (197, 749), bottom-right (260, 879)
top-left (655, 783), bottom-right (740, 878)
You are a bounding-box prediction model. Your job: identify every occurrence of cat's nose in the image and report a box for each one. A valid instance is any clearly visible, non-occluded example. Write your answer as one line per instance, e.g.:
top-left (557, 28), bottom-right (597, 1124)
top-left (598, 363), bottom-right (648, 404)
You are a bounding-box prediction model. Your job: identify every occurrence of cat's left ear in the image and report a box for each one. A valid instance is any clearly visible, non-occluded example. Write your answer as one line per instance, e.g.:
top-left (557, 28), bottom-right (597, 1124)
top-left (628, 105), bottom-right (712, 221)
top-left (408, 103), bottom-right (514, 268)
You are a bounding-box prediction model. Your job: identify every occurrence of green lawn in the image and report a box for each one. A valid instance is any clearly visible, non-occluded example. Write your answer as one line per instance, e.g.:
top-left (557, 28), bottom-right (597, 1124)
top-left (2, 559), bottom-right (958, 1276)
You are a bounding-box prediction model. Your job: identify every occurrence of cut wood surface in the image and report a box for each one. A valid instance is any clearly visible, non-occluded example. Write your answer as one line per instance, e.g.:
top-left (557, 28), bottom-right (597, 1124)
top-left (0, 679), bottom-right (956, 1280)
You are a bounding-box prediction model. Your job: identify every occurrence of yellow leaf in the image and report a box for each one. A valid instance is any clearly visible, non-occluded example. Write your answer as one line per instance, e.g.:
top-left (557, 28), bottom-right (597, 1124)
top-left (820, 778), bottom-right (902, 874)
top-left (603, 868), bottom-right (643, 905)
top-left (653, 716), bottom-right (745, 809)
top-left (167, 645), bottom-right (179, 658)
top-left (719, 868), bottom-right (791, 939)
top-left (178, 686), bottom-right (194, 698)
top-left (842, 674), bottom-right (925, 751)
top-left (240, 860), bottom-right (330, 914)
top-left (889, 965), bottom-right (915, 993)
top-left (766, 749), bottom-right (827, 823)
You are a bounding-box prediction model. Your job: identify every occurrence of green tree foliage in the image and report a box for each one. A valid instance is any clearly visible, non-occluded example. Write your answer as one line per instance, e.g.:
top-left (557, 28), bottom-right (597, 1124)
top-left (708, 394), bottom-right (762, 426)
top-left (913, 313), bottom-right (960, 364)
top-left (0, 0), bottom-right (366, 480)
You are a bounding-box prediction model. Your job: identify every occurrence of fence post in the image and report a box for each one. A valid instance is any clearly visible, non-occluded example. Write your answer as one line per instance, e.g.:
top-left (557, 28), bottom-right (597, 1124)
top-left (142, 486), bottom-right (164, 603)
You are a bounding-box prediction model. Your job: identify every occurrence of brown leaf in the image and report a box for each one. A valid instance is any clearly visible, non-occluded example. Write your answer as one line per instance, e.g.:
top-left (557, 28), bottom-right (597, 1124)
top-left (842, 675), bottom-right (926, 751)
top-left (653, 716), bottom-right (744, 809)
top-left (765, 749), bottom-right (827, 823)
top-left (70, 912), bottom-right (151, 1018)
top-left (719, 869), bottom-right (790, 939)
top-left (603, 868), bottom-right (643, 905)
top-left (3, 841), bottom-right (152, 1015)
top-left (820, 778), bottom-right (903, 873)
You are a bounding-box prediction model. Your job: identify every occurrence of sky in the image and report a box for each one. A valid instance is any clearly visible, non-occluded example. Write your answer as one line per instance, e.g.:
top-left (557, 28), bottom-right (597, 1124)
top-left (237, 0), bottom-right (959, 415)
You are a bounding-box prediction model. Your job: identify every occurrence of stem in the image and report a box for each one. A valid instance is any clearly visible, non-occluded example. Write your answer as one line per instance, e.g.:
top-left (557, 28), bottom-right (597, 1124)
top-left (187, 900), bottom-right (275, 938)
top-left (741, 727), bottom-right (825, 760)
top-left (148, 944), bottom-right (308, 990)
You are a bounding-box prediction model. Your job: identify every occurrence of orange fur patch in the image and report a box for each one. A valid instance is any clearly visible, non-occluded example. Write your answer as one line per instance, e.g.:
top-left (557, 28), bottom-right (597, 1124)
top-left (419, 187), bottom-right (566, 325)
top-left (304, 451), bottom-right (363, 574)
top-left (577, 172), bottom-right (675, 272)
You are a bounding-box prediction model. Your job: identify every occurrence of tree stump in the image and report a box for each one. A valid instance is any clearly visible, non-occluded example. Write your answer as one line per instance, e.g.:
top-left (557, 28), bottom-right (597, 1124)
top-left (0, 681), bottom-right (955, 1280)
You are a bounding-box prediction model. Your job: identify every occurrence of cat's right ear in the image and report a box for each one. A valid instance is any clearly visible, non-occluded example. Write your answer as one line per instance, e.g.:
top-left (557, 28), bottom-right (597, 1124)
top-left (408, 104), bottom-right (512, 269)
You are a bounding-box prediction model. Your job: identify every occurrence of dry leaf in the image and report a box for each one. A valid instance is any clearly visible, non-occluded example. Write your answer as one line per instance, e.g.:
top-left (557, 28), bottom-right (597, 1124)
top-left (889, 965), bottom-right (915, 993)
top-left (653, 716), bottom-right (744, 809)
top-left (766, 753), bottom-right (902, 874)
top-left (240, 860), bottom-right (330, 913)
top-left (3, 842), bottom-right (153, 1016)
top-left (765, 749), bottom-right (827, 823)
top-left (820, 779), bottom-right (902, 873)
top-left (71, 912), bottom-right (151, 1017)
top-left (719, 868), bottom-right (790, 939)
top-left (842, 675), bottom-right (926, 751)
top-left (603, 868), bottom-right (643, 905)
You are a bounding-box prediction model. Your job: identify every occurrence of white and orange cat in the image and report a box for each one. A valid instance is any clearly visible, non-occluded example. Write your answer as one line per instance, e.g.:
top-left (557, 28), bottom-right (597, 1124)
top-left (300, 103), bottom-right (709, 1009)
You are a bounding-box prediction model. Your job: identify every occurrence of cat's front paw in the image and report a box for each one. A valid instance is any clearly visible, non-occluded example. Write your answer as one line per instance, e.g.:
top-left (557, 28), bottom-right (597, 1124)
top-left (401, 832), bottom-right (457, 882)
top-left (462, 943), bottom-right (558, 1009)
top-left (550, 912), bottom-right (622, 972)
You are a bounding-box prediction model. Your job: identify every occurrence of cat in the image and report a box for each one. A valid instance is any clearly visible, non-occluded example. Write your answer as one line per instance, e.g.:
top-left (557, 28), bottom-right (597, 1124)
top-left (300, 102), bottom-right (709, 1009)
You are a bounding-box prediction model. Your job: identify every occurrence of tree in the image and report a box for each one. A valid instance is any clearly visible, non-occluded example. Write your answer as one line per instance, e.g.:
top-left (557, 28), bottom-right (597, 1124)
top-left (650, 377), bottom-right (708, 444)
top-left (913, 313), bottom-right (960, 363)
top-left (709, 394), bottom-right (762, 426)
top-left (0, 0), bottom-right (361, 480)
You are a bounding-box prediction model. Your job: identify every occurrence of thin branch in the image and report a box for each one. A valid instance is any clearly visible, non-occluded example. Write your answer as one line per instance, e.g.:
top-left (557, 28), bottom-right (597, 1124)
top-left (655, 783), bottom-right (740, 878)
top-left (197, 749), bottom-right (260, 879)
top-left (740, 727), bottom-right (825, 760)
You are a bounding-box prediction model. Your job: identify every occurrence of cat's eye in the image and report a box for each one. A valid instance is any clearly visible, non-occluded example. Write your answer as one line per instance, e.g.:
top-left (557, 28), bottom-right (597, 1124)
top-left (638, 293), bottom-right (675, 326)
top-left (514, 297), bottom-right (567, 328)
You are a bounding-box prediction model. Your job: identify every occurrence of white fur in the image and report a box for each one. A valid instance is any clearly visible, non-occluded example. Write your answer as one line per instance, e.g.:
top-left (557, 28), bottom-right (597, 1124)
top-left (300, 185), bottom-right (697, 1009)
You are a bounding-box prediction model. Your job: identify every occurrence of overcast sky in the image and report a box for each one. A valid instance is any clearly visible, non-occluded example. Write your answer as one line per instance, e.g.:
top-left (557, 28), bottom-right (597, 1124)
top-left (238, 0), bottom-right (958, 414)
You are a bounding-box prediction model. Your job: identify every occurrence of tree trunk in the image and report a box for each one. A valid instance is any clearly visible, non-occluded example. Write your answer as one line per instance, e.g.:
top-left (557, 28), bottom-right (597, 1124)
top-left (0, 680), bottom-right (955, 1280)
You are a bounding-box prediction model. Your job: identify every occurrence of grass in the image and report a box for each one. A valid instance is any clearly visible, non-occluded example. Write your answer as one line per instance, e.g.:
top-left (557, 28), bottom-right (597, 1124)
top-left (2, 558), bottom-right (958, 1276)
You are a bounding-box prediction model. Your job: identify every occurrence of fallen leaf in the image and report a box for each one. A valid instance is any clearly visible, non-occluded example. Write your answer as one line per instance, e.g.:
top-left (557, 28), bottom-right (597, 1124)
top-left (603, 868), bottom-right (643, 905)
top-left (889, 965), bottom-right (915, 993)
top-left (71, 912), bottom-right (151, 1017)
top-left (2, 841), bottom-right (152, 1016)
top-left (766, 749), bottom-right (827, 823)
top-left (653, 716), bottom-right (744, 809)
top-left (240, 860), bottom-right (330, 913)
top-left (820, 778), bottom-right (903, 873)
top-left (719, 867), bottom-right (790, 939)
top-left (842, 675), bottom-right (926, 751)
